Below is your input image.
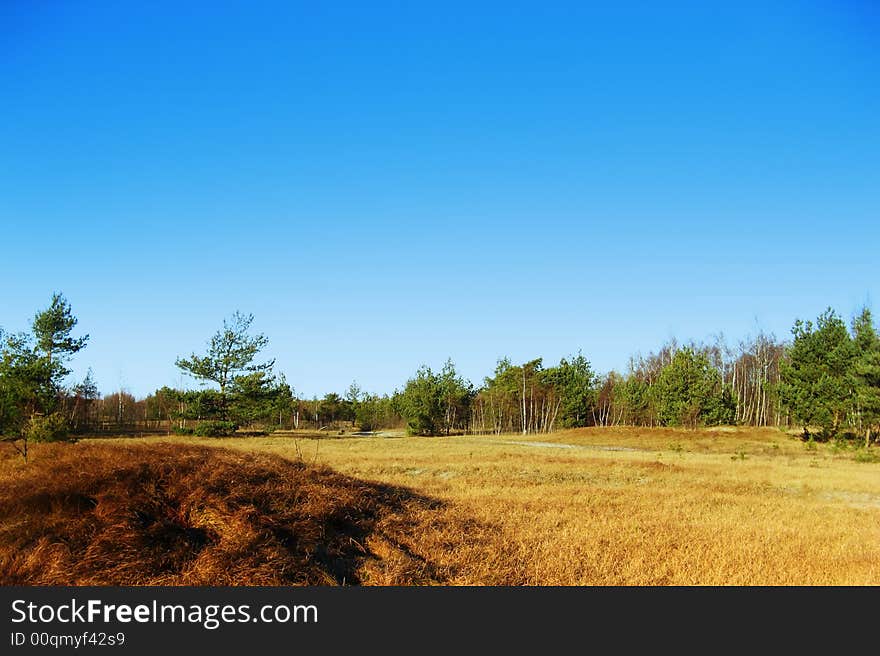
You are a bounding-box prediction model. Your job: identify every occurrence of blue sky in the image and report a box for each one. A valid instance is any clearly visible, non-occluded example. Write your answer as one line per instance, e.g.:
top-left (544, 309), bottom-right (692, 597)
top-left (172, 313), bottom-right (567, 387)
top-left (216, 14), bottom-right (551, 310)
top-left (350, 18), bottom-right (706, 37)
top-left (1, 1), bottom-right (878, 398)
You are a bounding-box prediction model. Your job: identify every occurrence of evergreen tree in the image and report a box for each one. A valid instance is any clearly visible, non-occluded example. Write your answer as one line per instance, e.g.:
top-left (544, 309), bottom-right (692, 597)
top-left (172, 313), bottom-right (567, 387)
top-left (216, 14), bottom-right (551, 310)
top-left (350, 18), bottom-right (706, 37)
top-left (398, 361), bottom-right (471, 436)
top-left (0, 294), bottom-right (88, 460)
top-left (617, 375), bottom-right (653, 426)
top-left (399, 365), bottom-right (443, 436)
top-left (551, 352), bottom-right (597, 428)
top-left (175, 312), bottom-right (275, 425)
top-left (852, 308), bottom-right (880, 445)
top-left (32, 292), bottom-right (89, 370)
top-left (652, 347), bottom-right (734, 427)
top-left (438, 359), bottom-right (473, 436)
top-left (779, 308), bottom-right (856, 439)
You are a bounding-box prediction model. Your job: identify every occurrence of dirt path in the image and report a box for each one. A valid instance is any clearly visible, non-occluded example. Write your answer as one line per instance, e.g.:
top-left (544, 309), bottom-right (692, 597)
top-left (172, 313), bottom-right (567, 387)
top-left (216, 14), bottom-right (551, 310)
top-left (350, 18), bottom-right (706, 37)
top-left (471, 438), bottom-right (644, 453)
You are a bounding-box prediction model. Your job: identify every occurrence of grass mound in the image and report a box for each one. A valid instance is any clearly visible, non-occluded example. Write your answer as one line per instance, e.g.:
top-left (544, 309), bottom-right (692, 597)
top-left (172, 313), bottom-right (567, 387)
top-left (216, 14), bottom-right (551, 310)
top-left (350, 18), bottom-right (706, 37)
top-left (0, 442), bottom-right (457, 585)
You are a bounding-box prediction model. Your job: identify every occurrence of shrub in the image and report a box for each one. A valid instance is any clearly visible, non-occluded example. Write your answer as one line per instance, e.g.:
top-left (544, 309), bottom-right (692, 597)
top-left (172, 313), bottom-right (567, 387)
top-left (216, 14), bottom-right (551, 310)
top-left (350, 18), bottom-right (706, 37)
top-left (854, 449), bottom-right (880, 464)
top-left (171, 426), bottom-right (194, 436)
top-left (193, 421), bottom-right (237, 437)
top-left (25, 413), bottom-right (69, 443)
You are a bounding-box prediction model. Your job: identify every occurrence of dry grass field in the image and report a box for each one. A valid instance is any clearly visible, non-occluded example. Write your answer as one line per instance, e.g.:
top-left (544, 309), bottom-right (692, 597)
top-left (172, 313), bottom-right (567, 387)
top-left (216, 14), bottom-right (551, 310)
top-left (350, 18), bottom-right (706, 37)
top-left (1, 426), bottom-right (878, 585)
top-left (0, 443), bottom-right (472, 585)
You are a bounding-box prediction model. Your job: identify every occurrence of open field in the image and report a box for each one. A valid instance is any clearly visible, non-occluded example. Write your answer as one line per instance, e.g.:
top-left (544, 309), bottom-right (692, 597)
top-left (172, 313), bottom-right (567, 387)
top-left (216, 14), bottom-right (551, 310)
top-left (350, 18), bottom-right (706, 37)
top-left (2, 426), bottom-right (879, 585)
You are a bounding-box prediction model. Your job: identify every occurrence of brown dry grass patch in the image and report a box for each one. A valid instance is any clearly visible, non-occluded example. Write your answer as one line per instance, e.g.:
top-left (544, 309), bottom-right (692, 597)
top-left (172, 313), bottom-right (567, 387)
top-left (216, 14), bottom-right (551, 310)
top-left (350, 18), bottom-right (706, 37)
top-left (0, 442), bottom-right (502, 585)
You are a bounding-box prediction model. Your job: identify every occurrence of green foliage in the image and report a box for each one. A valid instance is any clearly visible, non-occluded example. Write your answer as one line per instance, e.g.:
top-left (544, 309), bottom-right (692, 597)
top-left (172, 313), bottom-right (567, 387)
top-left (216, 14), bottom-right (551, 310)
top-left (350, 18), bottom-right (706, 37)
top-left (193, 420), bottom-right (237, 437)
top-left (176, 311), bottom-right (274, 401)
top-left (702, 384), bottom-right (737, 426)
top-left (345, 382), bottom-right (362, 421)
top-left (548, 353), bottom-right (597, 428)
top-left (143, 386), bottom-right (182, 426)
top-left (853, 449), bottom-right (880, 463)
top-left (0, 294), bottom-right (87, 458)
top-left (158, 372), bottom-right (293, 434)
top-left (24, 412), bottom-right (70, 443)
top-left (171, 425), bottom-right (194, 435)
top-left (182, 389), bottom-right (226, 420)
top-left (399, 365), bottom-right (443, 435)
top-left (31, 293), bottom-right (89, 370)
top-left (399, 360), bottom-right (472, 436)
top-left (477, 356), bottom-right (585, 434)
top-left (353, 392), bottom-right (398, 432)
top-left (651, 348), bottom-right (735, 427)
top-left (174, 312), bottom-right (286, 429)
top-left (851, 308), bottom-right (880, 444)
top-left (229, 372), bottom-right (293, 427)
top-left (616, 375), bottom-right (653, 426)
top-left (779, 308), bottom-right (857, 439)
top-left (316, 392), bottom-right (351, 426)
top-left (438, 359), bottom-right (474, 436)
top-left (0, 338), bottom-right (51, 437)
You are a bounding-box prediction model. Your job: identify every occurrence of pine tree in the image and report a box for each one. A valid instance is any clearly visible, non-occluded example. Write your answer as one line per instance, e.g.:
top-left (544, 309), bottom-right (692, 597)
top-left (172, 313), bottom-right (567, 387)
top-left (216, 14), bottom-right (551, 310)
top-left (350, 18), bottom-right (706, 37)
top-left (779, 308), bottom-right (857, 439)
top-left (0, 293), bottom-right (88, 460)
top-left (852, 308), bottom-right (880, 446)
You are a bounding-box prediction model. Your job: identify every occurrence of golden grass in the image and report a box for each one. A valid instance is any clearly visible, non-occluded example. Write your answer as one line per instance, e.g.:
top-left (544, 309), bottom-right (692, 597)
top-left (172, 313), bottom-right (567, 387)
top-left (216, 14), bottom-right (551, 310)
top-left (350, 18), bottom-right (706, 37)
top-left (2, 427), bottom-right (878, 585)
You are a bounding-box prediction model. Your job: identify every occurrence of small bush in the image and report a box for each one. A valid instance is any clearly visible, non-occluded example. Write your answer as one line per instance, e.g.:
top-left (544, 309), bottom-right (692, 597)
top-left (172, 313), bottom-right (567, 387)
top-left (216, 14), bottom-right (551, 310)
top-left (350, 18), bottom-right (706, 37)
top-left (830, 436), bottom-right (856, 454)
top-left (25, 413), bottom-right (69, 443)
top-left (854, 449), bottom-right (880, 464)
top-left (171, 426), bottom-right (194, 436)
top-left (194, 421), bottom-right (237, 437)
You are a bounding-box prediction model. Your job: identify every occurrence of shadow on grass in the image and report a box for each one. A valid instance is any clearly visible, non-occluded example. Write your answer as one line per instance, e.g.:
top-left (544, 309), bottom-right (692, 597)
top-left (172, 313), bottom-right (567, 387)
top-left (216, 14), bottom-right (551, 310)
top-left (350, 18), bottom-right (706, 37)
top-left (0, 442), bottom-right (466, 586)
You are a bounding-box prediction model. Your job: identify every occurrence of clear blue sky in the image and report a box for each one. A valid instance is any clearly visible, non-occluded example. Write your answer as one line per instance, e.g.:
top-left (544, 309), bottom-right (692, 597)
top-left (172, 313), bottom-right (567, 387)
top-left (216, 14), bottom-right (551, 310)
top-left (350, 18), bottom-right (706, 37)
top-left (1, 1), bottom-right (878, 398)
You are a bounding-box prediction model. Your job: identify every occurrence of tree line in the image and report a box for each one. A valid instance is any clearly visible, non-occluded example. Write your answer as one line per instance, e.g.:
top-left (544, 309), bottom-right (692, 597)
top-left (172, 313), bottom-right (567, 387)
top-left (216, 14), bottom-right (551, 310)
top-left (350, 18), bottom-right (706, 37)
top-left (2, 294), bottom-right (879, 460)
